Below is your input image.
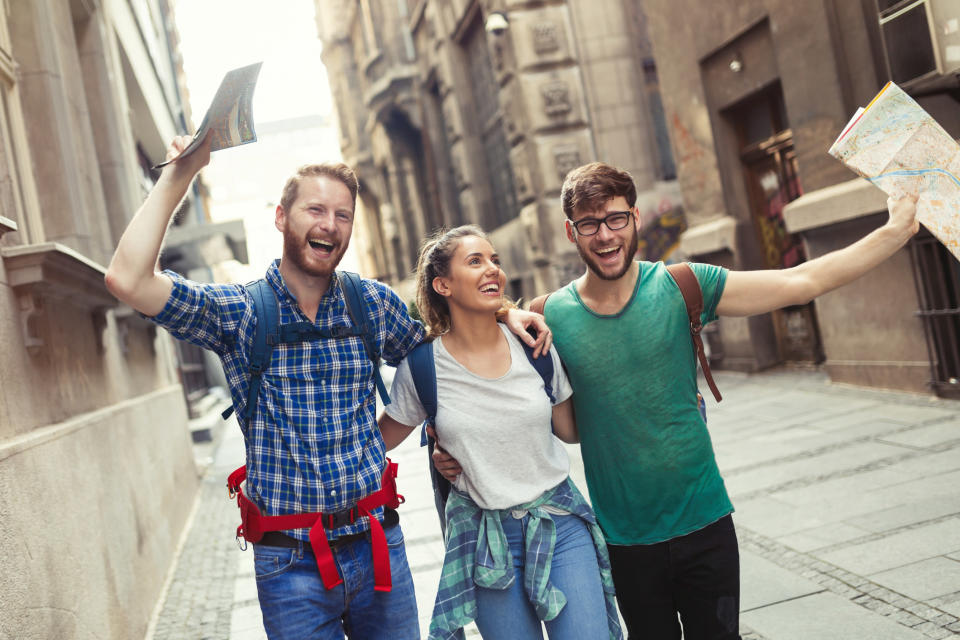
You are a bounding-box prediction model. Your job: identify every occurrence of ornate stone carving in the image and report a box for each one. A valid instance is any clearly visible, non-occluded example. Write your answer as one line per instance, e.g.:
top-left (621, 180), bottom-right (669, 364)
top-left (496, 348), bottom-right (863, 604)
top-left (540, 80), bottom-right (572, 118)
top-left (531, 22), bottom-right (561, 55)
top-left (552, 144), bottom-right (581, 181)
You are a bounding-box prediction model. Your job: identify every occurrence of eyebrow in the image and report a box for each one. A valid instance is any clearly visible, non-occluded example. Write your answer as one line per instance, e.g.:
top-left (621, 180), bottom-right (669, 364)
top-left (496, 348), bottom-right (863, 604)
top-left (464, 252), bottom-right (498, 260)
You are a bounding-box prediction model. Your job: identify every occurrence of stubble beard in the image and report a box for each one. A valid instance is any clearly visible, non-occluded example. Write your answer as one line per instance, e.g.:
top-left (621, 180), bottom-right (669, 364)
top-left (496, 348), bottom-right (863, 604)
top-left (282, 228), bottom-right (345, 278)
top-left (577, 230), bottom-right (640, 281)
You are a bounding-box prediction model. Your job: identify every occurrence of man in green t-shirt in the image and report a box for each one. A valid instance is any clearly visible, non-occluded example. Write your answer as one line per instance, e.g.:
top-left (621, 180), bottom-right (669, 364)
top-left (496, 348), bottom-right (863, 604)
top-left (435, 162), bottom-right (919, 639)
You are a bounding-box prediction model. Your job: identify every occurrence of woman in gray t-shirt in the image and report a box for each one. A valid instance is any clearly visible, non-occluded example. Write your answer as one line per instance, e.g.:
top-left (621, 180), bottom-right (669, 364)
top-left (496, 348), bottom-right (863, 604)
top-left (378, 225), bottom-right (621, 640)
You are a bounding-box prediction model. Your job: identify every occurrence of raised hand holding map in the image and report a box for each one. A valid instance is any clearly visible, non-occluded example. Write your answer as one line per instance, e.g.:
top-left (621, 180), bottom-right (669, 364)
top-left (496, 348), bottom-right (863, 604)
top-left (154, 62), bottom-right (263, 169)
top-left (829, 81), bottom-right (960, 262)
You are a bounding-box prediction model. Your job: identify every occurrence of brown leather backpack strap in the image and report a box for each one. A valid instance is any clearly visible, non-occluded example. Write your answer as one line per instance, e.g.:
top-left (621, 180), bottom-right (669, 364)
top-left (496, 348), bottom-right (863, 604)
top-left (666, 263), bottom-right (722, 402)
top-left (528, 293), bottom-right (551, 316)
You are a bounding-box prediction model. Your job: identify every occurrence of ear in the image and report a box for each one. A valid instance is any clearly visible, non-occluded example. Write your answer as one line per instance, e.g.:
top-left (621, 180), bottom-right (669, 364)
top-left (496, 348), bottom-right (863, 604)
top-left (432, 275), bottom-right (452, 298)
top-left (565, 219), bottom-right (576, 244)
top-left (632, 206), bottom-right (642, 233)
top-left (275, 205), bottom-right (286, 232)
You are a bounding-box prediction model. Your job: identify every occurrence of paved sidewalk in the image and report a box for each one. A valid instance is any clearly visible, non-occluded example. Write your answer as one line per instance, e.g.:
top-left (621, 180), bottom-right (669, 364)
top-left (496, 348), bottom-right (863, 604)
top-left (148, 368), bottom-right (960, 639)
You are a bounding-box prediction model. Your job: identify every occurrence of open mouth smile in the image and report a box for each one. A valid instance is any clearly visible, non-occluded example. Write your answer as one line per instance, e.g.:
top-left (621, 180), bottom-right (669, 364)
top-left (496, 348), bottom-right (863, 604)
top-left (308, 238), bottom-right (336, 255)
top-left (479, 282), bottom-right (500, 295)
top-left (594, 245), bottom-right (622, 262)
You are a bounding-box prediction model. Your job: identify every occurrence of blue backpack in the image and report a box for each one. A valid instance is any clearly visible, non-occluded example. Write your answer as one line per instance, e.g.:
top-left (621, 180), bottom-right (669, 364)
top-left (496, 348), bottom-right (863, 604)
top-left (222, 270), bottom-right (389, 422)
top-left (406, 335), bottom-right (555, 533)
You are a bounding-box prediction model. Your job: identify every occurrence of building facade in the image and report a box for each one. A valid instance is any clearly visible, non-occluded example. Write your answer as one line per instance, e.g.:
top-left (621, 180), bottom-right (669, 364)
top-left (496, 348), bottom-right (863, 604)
top-left (0, 1), bottom-right (225, 637)
top-left (315, 0), bottom-right (680, 302)
top-left (318, 0), bottom-right (958, 398)
top-left (643, 0), bottom-right (959, 396)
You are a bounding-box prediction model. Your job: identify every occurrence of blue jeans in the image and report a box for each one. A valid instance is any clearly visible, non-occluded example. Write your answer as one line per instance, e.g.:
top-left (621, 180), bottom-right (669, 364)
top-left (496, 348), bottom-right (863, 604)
top-left (474, 513), bottom-right (609, 640)
top-left (253, 523), bottom-right (420, 639)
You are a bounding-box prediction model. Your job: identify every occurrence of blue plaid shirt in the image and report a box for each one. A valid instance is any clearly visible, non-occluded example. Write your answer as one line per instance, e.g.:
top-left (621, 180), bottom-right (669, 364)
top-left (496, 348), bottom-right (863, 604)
top-left (151, 260), bottom-right (424, 541)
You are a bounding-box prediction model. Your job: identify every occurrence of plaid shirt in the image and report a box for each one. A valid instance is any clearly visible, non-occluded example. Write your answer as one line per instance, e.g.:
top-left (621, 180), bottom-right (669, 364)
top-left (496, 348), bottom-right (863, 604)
top-left (429, 478), bottom-right (622, 640)
top-left (151, 260), bottom-right (424, 541)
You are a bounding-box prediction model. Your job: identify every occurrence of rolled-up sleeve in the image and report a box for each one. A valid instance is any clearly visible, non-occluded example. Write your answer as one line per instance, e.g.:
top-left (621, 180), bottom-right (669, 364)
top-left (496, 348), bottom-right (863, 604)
top-left (149, 270), bottom-right (247, 354)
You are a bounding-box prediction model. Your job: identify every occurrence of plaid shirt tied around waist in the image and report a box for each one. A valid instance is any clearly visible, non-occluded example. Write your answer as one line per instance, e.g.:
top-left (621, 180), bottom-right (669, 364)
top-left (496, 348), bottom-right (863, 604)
top-left (429, 477), bottom-right (623, 640)
top-left (150, 261), bottom-right (424, 541)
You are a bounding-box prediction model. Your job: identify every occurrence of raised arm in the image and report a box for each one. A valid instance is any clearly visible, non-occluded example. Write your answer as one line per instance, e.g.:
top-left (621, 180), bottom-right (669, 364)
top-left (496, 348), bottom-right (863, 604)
top-left (104, 134), bottom-right (212, 316)
top-left (716, 195), bottom-right (919, 317)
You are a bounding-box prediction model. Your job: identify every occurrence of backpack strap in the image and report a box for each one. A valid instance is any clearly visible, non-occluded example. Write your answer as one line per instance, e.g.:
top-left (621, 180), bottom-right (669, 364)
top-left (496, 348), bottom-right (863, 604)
top-left (407, 341), bottom-right (451, 534)
top-left (666, 263), bottom-right (722, 402)
top-left (244, 278), bottom-right (280, 420)
top-left (339, 271), bottom-right (390, 406)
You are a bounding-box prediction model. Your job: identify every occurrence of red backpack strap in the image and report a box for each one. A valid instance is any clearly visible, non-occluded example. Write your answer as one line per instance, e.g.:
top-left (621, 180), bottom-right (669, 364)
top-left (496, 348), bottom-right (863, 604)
top-left (666, 263), bottom-right (722, 402)
top-left (528, 293), bottom-right (552, 316)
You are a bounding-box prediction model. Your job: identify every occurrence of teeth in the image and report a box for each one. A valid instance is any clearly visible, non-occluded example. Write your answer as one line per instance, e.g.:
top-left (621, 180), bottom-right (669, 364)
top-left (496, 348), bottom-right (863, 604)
top-left (480, 285), bottom-right (499, 293)
top-left (309, 239), bottom-right (334, 250)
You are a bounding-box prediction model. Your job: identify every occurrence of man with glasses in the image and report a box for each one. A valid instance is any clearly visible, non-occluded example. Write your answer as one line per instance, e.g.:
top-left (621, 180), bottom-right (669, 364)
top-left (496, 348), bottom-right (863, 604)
top-left (435, 161), bottom-right (919, 639)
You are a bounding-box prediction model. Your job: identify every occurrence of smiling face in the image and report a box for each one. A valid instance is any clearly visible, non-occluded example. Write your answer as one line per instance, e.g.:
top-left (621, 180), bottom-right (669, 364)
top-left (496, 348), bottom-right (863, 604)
top-left (275, 175), bottom-right (354, 279)
top-left (565, 196), bottom-right (640, 281)
top-left (433, 235), bottom-right (506, 315)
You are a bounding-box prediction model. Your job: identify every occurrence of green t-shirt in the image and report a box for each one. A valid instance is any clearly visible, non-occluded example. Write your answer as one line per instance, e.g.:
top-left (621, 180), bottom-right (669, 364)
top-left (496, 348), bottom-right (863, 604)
top-left (546, 261), bottom-right (732, 545)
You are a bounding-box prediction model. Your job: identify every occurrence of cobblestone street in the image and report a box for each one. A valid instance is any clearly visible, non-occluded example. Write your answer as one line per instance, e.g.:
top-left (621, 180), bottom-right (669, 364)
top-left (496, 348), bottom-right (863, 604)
top-left (148, 369), bottom-right (960, 639)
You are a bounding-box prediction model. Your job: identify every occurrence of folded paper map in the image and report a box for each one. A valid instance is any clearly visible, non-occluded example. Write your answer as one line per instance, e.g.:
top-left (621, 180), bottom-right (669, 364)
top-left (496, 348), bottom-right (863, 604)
top-left (154, 62), bottom-right (263, 169)
top-left (829, 81), bottom-right (960, 262)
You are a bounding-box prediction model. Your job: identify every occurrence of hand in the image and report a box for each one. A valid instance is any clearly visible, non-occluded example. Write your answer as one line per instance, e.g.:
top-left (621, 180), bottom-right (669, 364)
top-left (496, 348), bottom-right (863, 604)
top-left (162, 132), bottom-right (212, 182)
top-left (503, 308), bottom-right (553, 358)
top-left (886, 194), bottom-right (920, 238)
top-left (427, 425), bottom-right (462, 482)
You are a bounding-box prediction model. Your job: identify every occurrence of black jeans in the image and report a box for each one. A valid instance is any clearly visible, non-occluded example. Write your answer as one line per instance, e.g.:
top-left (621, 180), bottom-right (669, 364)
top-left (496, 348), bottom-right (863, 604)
top-left (607, 515), bottom-right (741, 640)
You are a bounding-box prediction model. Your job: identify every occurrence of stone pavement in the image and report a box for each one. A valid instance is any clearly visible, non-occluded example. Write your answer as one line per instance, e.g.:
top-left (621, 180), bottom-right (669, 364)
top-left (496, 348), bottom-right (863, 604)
top-left (146, 368), bottom-right (960, 639)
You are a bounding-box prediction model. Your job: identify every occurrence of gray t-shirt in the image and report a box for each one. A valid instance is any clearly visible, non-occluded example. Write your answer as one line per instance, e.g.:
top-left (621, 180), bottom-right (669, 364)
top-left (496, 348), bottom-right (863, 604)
top-left (386, 324), bottom-right (574, 510)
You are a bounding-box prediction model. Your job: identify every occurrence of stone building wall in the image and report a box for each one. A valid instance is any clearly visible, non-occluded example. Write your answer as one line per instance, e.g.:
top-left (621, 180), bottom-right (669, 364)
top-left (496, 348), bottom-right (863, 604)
top-left (0, 1), bottom-right (200, 637)
top-left (317, 0), bottom-right (679, 303)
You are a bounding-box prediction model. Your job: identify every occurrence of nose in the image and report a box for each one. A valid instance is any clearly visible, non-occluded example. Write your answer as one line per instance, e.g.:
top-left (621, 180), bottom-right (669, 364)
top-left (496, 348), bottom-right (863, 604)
top-left (595, 220), bottom-right (616, 241)
top-left (315, 209), bottom-right (336, 232)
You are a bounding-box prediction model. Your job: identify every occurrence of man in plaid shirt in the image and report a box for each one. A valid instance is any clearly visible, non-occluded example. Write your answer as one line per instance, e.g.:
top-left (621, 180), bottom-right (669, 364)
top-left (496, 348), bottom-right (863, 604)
top-left (105, 134), bottom-right (550, 640)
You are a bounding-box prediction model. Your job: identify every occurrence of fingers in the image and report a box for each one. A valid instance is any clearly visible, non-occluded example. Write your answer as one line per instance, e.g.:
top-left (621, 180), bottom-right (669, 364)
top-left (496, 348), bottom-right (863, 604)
top-left (536, 328), bottom-right (553, 358)
top-left (431, 448), bottom-right (462, 481)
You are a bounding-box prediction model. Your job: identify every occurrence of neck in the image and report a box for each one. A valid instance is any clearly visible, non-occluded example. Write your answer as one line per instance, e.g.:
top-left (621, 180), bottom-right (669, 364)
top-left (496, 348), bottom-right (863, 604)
top-left (443, 306), bottom-right (502, 351)
top-left (278, 257), bottom-right (332, 321)
top-left (577, 260), bottom-right (640, 310)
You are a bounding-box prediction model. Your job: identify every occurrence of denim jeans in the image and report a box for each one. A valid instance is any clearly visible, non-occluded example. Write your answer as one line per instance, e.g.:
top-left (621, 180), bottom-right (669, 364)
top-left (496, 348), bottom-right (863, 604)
top-left (473, 513), bottom-right (610, 640)
top-left (253, 522), bottom-right (420, 640)
top-left (607, 514), bottom-right (741, 640)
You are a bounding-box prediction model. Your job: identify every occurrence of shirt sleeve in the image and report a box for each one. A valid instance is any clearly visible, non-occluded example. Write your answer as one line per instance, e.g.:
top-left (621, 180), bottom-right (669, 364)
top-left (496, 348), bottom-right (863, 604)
top-left (549, 346), bottom-right (573, 405)
top-left (149, 270), bottom-right (246, 354)
top-left (689, 262), bottom-right (728, 326)
top-left (383, 356), bottom-right (428, 428)
top-left (370, 281), bottom-right (426, 366)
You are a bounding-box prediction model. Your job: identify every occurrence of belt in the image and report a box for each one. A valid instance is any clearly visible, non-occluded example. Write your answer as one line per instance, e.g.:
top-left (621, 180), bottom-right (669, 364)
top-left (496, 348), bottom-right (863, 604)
top-left (259, 530), bottom-right (365, 551)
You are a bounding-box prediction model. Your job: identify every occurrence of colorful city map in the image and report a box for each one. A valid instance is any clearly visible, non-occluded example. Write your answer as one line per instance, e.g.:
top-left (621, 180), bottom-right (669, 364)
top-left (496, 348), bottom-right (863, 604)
top-left (154, 62), bottom-right (262, 169)
top-left (829, 81), bottom-right (960, 262)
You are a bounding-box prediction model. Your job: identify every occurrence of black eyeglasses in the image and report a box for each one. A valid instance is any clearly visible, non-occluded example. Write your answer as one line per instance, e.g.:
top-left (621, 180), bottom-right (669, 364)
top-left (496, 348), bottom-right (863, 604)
top-left (572, 210), bottom-right (632, 236)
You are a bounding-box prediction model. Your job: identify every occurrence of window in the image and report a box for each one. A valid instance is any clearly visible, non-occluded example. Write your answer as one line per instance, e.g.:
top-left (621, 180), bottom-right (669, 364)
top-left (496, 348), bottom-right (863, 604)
top-left (876, 0), bottom-right (941, 85)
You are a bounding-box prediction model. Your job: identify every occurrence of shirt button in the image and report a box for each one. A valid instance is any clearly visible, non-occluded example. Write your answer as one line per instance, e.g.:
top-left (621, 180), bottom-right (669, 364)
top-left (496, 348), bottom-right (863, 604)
top-left (330, 489), bottom-right (337, 496)
top-left (321, 380), bottom-right (327, 387)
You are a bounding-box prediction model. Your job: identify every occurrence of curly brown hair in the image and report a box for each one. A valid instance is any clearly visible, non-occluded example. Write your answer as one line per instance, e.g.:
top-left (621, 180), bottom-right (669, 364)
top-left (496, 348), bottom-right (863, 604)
top-left (560, 162), bottom-right (637, 219)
